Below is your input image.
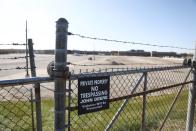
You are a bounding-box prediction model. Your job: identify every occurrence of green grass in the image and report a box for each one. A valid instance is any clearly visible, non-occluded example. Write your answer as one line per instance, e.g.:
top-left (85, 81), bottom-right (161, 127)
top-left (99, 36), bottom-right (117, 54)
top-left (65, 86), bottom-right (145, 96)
top-left (68, 90), bottom-right (190, 131)
top-left (41, 98), bottom-right (54, 130)
top-left (0, 90), bottom-right (192, 131)
top-left (0, 100), bottom-right (33, 131)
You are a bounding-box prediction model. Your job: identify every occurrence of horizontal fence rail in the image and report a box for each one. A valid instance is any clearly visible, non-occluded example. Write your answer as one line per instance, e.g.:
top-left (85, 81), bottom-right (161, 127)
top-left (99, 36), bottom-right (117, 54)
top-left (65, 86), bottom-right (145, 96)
top-left (0, 77), bottom-right (53, 86)
top-left (70, 65), bottom-right (190, 80)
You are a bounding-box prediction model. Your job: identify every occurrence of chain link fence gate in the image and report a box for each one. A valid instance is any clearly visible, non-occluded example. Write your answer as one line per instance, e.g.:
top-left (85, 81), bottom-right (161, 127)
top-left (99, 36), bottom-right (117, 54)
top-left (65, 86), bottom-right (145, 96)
top-left (0, 77), bottom-right (52, 131)
top-left (0, 65), bottom-right (194, 131)
top-left (66, 65), bottom-right (194, 131)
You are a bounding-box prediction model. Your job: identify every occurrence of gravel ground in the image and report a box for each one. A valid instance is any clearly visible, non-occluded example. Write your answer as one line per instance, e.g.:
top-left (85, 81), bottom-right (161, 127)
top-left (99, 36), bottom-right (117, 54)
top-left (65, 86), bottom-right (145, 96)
top-left (0, 53), bottom-right (184, 98)
top-left (0, 53), bottom-right (183, 80)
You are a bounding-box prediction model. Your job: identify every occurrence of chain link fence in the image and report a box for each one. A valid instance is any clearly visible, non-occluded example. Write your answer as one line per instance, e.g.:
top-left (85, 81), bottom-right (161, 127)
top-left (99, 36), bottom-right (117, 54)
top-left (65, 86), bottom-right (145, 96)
top-left (0, 84), bottom-right (34, 130)
top-left (0, 77), bottom-right (52, 131)
top-left (0, 66), bottom-right (195, 131)
top-left (67, 66), bottom-right (193, 131)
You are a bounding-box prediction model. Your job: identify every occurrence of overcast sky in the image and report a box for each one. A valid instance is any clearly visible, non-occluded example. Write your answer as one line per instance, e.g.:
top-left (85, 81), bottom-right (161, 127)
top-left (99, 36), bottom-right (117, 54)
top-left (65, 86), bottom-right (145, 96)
top-left (0, 0), bottom-right (196, 53)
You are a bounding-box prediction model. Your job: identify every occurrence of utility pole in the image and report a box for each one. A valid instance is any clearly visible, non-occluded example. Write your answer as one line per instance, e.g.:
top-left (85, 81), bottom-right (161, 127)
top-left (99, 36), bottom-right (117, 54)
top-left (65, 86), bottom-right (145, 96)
top-left (25, 20), bottom-right (29, 77)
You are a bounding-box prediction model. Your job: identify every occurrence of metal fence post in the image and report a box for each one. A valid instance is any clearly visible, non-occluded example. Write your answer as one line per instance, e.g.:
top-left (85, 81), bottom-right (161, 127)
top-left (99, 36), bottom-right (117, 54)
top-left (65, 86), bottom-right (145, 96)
top-left (54, 18), bottom-right (69, 131)
top-left (186, 43), bottom-right (196, 131)
top-left (141, 72), bottom-right (147, 131)
top-left (186, 68), bottom-right (196, 131)
top-left (30, 89), bottom-right (36, 131)
top-left (28, 39), bottom-right (42, 131)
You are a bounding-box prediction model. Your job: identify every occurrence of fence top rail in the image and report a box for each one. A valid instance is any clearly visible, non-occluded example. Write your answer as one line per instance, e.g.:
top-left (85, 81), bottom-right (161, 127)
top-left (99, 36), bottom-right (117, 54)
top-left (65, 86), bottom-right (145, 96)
top-left (0, 77), bottom-right (53, 86)
top-left (0, 65), bottom-right (191, 86)
top-left (70, 65), bottom-right (191, 80)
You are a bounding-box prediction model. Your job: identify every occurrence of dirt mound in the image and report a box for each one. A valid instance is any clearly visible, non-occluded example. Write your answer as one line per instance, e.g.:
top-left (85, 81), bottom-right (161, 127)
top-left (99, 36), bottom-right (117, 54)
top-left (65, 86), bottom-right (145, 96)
top-left (110, 61), bottom-right (125, 65)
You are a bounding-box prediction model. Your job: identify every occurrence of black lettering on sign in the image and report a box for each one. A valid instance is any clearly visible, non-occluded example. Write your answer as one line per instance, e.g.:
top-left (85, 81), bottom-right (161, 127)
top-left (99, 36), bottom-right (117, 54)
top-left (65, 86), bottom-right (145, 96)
top-left (78, 75), bottom-right (110, 115)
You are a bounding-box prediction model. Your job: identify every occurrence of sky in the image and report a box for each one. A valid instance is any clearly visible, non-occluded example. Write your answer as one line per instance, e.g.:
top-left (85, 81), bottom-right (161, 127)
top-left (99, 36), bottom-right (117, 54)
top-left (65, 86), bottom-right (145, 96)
top-left (0, 0), bottom-right (196, 53)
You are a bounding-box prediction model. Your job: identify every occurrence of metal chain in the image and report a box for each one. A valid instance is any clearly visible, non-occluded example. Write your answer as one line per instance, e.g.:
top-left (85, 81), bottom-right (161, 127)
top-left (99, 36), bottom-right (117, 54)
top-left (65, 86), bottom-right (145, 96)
top-left (69, 32), bottom-right (194, 50)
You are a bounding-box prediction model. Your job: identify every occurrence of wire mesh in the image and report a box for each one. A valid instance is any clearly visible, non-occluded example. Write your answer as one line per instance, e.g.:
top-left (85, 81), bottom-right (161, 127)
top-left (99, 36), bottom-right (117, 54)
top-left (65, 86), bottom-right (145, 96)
top-left (0, 84), bottom-right (34, 131)
top-left (0, 66), bottom-right (193, 131)
top-left (68, 66), bottom-right (193, 131)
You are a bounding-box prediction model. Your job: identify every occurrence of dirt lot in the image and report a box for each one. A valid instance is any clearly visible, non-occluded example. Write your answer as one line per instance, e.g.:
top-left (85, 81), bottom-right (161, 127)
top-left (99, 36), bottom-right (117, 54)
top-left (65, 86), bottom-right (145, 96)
top-left (0, 54), bottom-right (185, 98)
top-left (0, 54), bottom-right (183, 80)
